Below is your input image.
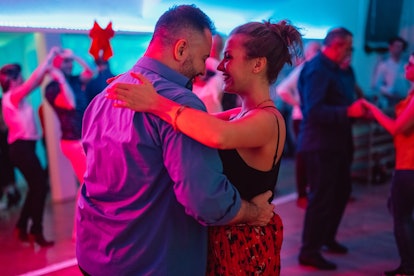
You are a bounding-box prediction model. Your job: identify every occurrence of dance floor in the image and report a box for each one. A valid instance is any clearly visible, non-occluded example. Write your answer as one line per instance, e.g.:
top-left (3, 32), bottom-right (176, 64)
top-left (0, 158), bottom-right (399, 276)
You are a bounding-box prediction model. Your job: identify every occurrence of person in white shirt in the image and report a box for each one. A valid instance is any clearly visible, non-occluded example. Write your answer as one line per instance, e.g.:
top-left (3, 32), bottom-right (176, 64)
top-left (276, 41), bottom-right (321, 208)
top-left (0, 47), bottom-right (58, 247)
top-left (372, 36), bottom-right (410, 109)
top-left (193, 33), bottom-right (226, 113)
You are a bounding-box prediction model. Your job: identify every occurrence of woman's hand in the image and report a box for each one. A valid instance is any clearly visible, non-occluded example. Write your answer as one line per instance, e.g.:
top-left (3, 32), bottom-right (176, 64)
top-left (360, 99), bottom-right (375, 110)
top-left (46, 47), bottom-right (61, 64)
top-left (105, 72), bottom-right (159, 112)
top-left (359, 99), bottom-right (376, 119)
top-left (48, 67), bottom-right (66, 83)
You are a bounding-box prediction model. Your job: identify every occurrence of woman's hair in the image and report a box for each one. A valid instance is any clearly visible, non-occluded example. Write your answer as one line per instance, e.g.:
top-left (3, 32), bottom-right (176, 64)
top-left (230, 20), bottom-right (303, 84)
top-left (0, 63), bottom-right (21, 92)
top-left (152, 4), bottom-right (215, 46)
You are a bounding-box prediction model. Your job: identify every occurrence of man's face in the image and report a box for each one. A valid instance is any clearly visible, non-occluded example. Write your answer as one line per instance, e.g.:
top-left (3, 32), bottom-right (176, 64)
top-left (335, 36), bottom-right (353, 64)
top-left (60, 58), bottom-right (73, 76)
top-left (179, 28), bottom-right (212, 80)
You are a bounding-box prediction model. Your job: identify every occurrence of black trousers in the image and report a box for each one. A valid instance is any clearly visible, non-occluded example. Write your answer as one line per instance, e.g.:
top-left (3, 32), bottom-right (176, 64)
top-left (0, 130), bottom-right (16, 190)
top-left (293, 119), bottom-right (307, 197)
top-left (300, 150), bottom-right (352, 256)
top-left (9, 140), bottom-right (48, 234)
top-left (390, 170), bottom-right (414, 270)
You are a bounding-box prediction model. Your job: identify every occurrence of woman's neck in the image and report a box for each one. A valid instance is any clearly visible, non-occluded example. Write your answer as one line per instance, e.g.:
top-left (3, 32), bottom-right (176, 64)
top-left (237, 96), bottom-right (274, 119)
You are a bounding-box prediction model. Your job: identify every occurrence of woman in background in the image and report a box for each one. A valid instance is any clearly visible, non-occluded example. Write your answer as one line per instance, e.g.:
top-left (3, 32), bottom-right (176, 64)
top-left (362, 52), bottom-right (414, 276)
top-left (0, 47), bottom-right (58, 247)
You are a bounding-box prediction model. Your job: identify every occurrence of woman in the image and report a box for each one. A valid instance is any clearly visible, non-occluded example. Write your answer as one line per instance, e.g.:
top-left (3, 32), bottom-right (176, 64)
top-left (45, 49), bottom-right (93, 184)
top-left (0, 98), bottom-right (20, 209)
top-left (0, 47), bottom-right (57, 247)
top-left (106, 20), bottom-right (302, 275)
top-left (362, 53), bottom-right (414, 276)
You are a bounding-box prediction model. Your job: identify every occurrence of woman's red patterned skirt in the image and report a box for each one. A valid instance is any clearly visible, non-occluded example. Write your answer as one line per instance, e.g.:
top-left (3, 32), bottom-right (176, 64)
top-left (206, 213), bottom-right (283, 276)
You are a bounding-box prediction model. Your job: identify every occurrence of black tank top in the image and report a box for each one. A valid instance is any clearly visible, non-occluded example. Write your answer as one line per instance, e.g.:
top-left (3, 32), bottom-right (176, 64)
top-left (218, 106), bottom-right (281, 201)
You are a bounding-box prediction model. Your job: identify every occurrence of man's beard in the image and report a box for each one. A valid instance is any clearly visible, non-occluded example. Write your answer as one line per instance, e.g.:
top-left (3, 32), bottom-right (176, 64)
top-left (179, 56), bottom-right (198, 80)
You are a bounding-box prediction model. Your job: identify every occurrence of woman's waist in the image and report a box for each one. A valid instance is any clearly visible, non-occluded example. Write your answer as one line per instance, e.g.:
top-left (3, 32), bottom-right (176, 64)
top-left (395, 144), bottom-right (414, 169)
top-left (209, 212), bottom-right (282, 229)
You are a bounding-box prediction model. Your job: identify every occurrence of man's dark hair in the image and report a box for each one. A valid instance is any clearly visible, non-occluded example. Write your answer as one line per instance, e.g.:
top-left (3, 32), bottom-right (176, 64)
top-left (323, 27), bottom-right (353, 47)
top-left (388, 36), bottom-right (408, 51)
top-left (95, 57), bottom-right (108, 66)
top-left (152, 4), bottom-right (215, 46)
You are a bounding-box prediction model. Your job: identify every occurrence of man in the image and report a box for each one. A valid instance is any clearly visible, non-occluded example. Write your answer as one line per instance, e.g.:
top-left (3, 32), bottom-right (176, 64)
top-left (76, 5), bottom-right (273, 275)
top-left (85, 57), bottom-right (115, 103)
top-left (296, 27), bottom-right (367, 270)
top-left (371, 36), bottom-right (410, 109)
top-left (45, 48), bottom-right (93, 183)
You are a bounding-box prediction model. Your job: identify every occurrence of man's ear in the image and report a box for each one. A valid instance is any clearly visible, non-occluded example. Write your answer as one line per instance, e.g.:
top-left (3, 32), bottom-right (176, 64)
top-left (173, 39), bottom-right (188, 61)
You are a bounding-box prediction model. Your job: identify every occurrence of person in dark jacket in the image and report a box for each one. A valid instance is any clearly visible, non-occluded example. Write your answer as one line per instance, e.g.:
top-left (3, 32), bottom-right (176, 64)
top-left (296, 27), bottom-right (367, 270)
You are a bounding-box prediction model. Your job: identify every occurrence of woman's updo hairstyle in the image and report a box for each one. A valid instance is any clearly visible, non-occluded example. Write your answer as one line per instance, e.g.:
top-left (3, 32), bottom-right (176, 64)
top-left (230, 20), bottom-right (303, 84)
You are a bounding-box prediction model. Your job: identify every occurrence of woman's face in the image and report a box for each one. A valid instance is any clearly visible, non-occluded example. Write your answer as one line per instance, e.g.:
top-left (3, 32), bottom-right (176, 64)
top-left (405, 55), bottom-right (414, 82)
top-left (217, 34), bottom-right (256, 94)
top-left (11, 73), bottom-right (23, 87)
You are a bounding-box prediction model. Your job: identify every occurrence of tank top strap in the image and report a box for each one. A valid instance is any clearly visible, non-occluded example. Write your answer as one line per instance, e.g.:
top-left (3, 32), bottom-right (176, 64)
top-left (260, 105), bottom-right (281, 168)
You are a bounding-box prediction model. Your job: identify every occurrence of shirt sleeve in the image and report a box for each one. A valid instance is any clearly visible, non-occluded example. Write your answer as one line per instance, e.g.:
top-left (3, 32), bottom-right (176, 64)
top-left (147, 94), bottom-right (242, 226)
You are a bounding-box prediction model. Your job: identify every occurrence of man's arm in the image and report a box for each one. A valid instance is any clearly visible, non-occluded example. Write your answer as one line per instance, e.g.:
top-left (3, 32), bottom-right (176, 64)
top-left (300, 67), bottom-right (350, 125)
top-left (228, 191), bottom-right (275, 226)
top-left (73, 54), bottom-right (94, 83)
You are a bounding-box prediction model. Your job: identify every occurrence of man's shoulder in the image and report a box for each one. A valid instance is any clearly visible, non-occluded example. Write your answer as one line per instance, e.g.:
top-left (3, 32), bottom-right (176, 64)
top-left (151, 79), bottom-right (206, 111)
top-left (164, 88), bottom-right (206, 111)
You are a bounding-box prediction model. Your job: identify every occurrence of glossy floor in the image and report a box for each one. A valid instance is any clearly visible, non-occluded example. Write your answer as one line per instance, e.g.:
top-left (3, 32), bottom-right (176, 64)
top-left (0, 158), bottom-right (399, 276)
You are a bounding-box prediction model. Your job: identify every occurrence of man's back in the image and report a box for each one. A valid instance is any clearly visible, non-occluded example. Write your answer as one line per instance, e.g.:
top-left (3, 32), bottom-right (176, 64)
top-left (77, 57), bottom-right (241, 275)
top-left (297, 53), bottom-right (355, 153)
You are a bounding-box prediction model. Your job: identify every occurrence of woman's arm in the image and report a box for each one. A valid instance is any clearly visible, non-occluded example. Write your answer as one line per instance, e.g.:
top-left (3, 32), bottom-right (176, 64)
top-left (276, 66), bottom-right (301, 107)
top-left (106, 73), bottom-right (277, 149)
top-left (48, 67), bottom-right (76, 110)
top-left (362, 97), bottom-right (414, 135)
top-left (72, 54), bottom-right (94, 83)
top-left (10, 47), bottom-right (58, 106)
top-left (214, 107), bottom-right (242, 120)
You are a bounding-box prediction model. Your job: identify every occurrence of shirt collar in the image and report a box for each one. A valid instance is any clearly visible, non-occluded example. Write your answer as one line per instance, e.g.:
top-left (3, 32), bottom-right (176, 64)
top-left (319, 52), bottom-right (341, 70)
top-left (135, 56), bottom-right (192, 90)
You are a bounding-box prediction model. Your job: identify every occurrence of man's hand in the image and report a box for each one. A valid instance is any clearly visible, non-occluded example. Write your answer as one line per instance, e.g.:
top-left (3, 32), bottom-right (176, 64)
top-left (229, 190), bottom-right (275, 226)
top-left (248, 190), bottom-right (275, 226)
top-left (347, 99), bottom-right (367, 118)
